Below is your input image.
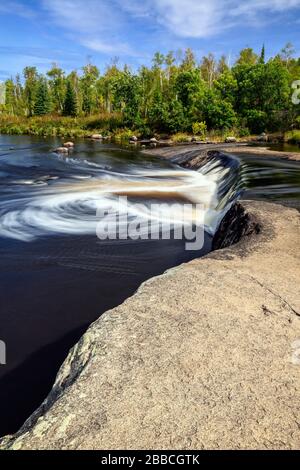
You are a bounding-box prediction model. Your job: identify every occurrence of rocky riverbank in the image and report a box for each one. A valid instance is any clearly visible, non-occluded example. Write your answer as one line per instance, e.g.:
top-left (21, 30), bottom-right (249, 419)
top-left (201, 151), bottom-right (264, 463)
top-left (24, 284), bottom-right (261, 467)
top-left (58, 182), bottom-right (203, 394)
top-left (1, 199), bottom-right (299, 450)
top-left (143, 142), bottom-right (300, 163)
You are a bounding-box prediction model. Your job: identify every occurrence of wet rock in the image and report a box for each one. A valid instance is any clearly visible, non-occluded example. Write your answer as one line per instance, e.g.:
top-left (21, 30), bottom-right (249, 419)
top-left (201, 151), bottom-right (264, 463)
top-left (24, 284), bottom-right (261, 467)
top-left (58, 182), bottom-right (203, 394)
top-left (129, 136), bottom-right (138, 142)
top-left (91, 134), bottom-right (103, 140)
top-left (53, 147), bottom-right (69, 154)
top-left (212, 202), bottom-right (260, 250)
top-left (225, 136), bottom-right (237, 143)
top-left (149, 137), bottom-right (159, 143)
top-left (63, 142), bottom-right (74, 148)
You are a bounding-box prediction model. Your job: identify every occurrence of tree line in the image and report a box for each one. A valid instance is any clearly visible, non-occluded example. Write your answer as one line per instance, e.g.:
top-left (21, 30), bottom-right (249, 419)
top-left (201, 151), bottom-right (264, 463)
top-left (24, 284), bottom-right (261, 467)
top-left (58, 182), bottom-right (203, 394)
top-left (1, 43), bottom-right (300, 135)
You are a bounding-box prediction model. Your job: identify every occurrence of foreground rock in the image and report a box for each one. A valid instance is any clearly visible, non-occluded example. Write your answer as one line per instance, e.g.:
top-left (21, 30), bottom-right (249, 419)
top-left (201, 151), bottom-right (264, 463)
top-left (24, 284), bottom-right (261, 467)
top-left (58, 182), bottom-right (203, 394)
top-left (1, 201), bottom-right (299, 450)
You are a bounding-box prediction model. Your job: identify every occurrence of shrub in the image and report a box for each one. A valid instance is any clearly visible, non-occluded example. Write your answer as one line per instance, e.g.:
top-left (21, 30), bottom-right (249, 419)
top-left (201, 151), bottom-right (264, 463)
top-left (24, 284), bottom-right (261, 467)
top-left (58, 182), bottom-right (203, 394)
top-left (113, 128), bottom-right (138, 142)
top-left (172, 132), bottom-right (191, 143)
top-left (192, 121), bottom-right (207, 138)
top-left (285, 130), bottom-right (300, 143)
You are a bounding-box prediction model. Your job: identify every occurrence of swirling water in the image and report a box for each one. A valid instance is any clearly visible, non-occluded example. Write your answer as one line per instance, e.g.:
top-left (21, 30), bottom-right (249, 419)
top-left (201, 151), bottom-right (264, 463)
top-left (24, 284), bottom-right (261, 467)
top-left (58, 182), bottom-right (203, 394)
top-left (0, 135), bottom-right (299, 436)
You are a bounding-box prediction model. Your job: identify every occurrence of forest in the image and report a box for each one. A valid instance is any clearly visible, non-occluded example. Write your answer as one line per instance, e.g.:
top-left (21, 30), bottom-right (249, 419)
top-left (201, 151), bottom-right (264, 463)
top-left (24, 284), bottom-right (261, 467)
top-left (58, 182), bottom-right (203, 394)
top-left (1, 44), bottom-right (300, 140)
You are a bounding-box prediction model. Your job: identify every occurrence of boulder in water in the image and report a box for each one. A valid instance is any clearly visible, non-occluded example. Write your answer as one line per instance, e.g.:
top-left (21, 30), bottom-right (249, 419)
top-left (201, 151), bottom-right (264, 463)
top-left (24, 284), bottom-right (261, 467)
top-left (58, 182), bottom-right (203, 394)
top-left (54, 147), bottom-right (69, 154)
top-left (129, 135), bottom-right (138, 142)
top-left (63, 142), bottom-right (74, 148)
top-left (91, 134), bottom-right (103, 140)
top-left (225, 136), bottom-right (237, 143)
top-left (150, 137), bottom-right (159, 143)
top-left (256, 133), bottom-right (268, 142)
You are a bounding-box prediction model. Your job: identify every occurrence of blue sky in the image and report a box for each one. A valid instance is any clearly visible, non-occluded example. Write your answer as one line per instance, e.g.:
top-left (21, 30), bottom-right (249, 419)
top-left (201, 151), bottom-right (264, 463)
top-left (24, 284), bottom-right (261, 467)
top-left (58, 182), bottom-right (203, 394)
top-left (0, 0), bottom-right (299, 80)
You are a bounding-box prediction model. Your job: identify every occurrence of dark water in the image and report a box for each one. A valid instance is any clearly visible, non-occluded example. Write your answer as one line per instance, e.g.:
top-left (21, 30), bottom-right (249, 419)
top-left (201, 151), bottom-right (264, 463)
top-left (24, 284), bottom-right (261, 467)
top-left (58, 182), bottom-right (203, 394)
top-left (0, 135), bottom-right (299, 437)
top-left (267, 143), bottom-right (300, 153)
top-left (235, 152), bottom-right (300, 204)
top-left (0, 136), bottom-right (217, 437)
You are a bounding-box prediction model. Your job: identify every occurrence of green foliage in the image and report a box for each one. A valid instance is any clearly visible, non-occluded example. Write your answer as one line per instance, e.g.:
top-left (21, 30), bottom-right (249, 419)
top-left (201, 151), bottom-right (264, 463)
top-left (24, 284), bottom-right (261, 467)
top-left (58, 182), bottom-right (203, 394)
top-left (172, 132), bottom-right (191, 143)
top-left (236, 48), bottom-right (258, 66)
top-left (114, 128), bottom-right (137, 142)
top-left (285, 129), bottom-right (300, 143)
top-left (192, 121), bottom-right (207, 138)
top-left (259, 45), bottom-right (265, 64)
top-left (5, 79), bottom-right (16, 115)
top-left (0, 45), bottom-right (299, 137)
top-left (23, 66), bottom-right (38, 117)
top-left (34, 78), bottom-right (51, 116)
top-left (202, 90), bottom-right (237, 129)
top-left (63, 81), bottom-right (78, 117)
top-left (47, 65), bottom-right (66, 112)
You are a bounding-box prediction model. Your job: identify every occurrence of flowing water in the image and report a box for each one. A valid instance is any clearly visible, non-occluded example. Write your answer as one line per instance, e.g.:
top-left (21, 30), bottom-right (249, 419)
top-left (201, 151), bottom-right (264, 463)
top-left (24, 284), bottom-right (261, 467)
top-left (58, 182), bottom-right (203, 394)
top-left (0, 135), bottom-right (299, 437)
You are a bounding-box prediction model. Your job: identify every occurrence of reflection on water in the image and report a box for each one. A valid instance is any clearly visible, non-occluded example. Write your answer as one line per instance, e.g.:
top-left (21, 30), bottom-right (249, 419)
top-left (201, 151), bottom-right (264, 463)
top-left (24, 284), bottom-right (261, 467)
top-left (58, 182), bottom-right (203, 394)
top-left (0, 135), bottom-right (299, 437)
top-left (235, 153), bottom-right (300, 202)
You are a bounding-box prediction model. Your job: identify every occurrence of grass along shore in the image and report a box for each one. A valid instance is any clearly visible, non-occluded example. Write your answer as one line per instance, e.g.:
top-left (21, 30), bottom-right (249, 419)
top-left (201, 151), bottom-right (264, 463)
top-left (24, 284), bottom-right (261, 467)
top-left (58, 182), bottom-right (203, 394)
top-left (0, 114), bottom-right (300, 145)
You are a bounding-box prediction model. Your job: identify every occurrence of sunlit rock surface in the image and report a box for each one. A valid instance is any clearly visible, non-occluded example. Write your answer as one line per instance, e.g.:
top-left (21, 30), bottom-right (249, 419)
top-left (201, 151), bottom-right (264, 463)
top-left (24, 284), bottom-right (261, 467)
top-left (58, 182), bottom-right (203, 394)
top-left (1, 200), bottom-right (299, 450)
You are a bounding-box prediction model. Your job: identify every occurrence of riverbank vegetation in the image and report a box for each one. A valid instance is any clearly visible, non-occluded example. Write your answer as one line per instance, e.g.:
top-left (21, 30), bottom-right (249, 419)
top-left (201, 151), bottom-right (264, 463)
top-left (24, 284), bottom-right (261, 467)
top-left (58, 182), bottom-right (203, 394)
top-left (0, 44), bottom-right (299, 141)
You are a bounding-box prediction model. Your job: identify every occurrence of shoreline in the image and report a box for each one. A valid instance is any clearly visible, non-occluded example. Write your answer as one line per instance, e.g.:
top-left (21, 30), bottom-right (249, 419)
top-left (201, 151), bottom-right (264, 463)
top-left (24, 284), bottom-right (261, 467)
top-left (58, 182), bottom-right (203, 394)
top-left (142, 142), bottom-right (300, 162)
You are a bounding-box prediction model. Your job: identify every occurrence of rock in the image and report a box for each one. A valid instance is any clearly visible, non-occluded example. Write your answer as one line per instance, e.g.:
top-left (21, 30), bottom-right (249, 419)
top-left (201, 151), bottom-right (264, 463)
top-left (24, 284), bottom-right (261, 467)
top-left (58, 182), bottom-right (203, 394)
top-left (1, 200), bottom-right (299, 450)
top-left (256, 133), bottom-right (268, 142)
top-left (225, 136), bottom-right (237, 143)
top-left (63, 142), bottom-right (74, 148)
top-left (53, 147), bottom-right (69, 154)
top-left (91, 134), bottom-right (103, 140)
top-left (212, 202), bottom-right (260, 250)
top-left (129, 135), bottom-right (138, 142)
top-left (149, 137), bottom-right (159, 143)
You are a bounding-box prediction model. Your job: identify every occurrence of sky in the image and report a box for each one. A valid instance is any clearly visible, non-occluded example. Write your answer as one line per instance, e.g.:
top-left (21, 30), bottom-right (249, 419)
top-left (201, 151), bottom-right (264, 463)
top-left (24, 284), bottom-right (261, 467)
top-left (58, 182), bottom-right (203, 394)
top-left (0, 0), bottom-right (299, 80)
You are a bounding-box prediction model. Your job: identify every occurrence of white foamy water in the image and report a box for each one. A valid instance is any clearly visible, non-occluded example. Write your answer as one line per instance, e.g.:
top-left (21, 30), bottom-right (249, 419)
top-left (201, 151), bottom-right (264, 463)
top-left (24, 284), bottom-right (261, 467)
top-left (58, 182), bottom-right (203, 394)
top-left (0, 147), bottom-right (242, 242)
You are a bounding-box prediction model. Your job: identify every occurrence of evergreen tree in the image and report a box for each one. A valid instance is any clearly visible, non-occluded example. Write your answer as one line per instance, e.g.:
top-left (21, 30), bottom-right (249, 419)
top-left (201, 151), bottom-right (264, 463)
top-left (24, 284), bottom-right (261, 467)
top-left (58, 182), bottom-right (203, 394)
top-left (63, 80), bottom-right (78, 116)
top-left (34, 78), bottom-right (51, 115)
top-left (259, 45), bottom-right (265, 64)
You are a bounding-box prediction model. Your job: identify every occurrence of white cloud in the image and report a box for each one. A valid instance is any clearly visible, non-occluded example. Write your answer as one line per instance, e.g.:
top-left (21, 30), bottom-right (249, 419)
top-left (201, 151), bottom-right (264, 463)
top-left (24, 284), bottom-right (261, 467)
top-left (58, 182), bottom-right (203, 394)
top-left (9, 0), bottom-right (299, 57)
top-left (41, 0), bottom-right (137, 55)
top-left (151, 0), bottom-right (300, 38)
